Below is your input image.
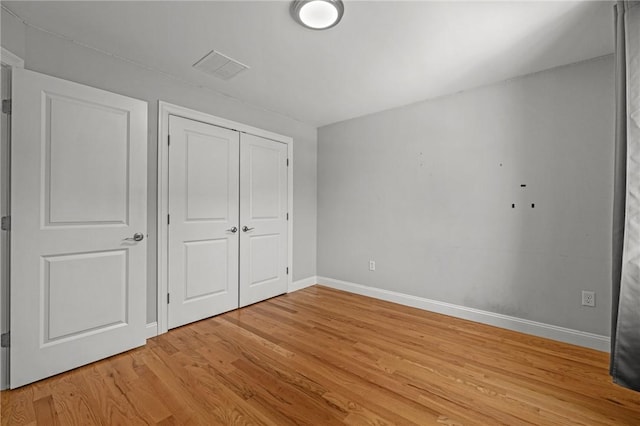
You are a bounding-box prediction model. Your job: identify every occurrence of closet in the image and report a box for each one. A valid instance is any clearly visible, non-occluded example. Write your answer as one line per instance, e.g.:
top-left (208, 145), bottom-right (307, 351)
top-left (166, 115), bottom-right (289, 329)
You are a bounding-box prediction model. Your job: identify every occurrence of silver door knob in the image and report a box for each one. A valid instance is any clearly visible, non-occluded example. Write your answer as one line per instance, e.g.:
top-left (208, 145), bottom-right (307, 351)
top-left (226, 226), bottom-right (238, 233)
top-left (242, 226), bottom-right (254, 232)
top-left (124, 232), bottom-right (144, 242)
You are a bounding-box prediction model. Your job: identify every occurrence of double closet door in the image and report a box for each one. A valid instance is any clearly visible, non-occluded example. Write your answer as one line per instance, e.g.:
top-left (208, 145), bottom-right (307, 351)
top-left (167, 116), bottom-right (288, 329)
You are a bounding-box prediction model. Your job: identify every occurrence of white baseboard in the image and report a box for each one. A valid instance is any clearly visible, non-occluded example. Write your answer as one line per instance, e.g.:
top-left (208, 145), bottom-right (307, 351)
top-left (317, 276), bottom-right (610, 352)
top-left (289, 276), bottom-right (317, 293)
top-left (146, 322), bottom-right (158, 339)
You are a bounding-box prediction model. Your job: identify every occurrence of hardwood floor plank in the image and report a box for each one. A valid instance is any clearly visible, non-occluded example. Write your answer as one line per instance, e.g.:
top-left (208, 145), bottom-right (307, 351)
top-left (133, 344), bottom-right (228, 425)
top-left (1, 386), bottom-right (36, 426)
top-left (46, 375), bottom-right (101, 426)
top-left (235, 322), bottom-right (460, 424)
top-left (77, 363), bottom-right (145, 426)
top-left (211, 322), bottom-right (347, 424)
top-left (284, 289), bottom-right (623, 396)
top-left (149, 335), bottom-right (282, 426)
top-left (3, 285), bottom-right (640, 425)
top-left (32, 395), bottom-right (58, 426)
top-left (214, 318), bottom-right (424, 425)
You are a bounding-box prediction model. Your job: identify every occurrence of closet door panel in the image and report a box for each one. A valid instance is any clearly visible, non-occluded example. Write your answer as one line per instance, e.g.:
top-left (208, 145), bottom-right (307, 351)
top-left (239, 134), bottom-right (288, 307)
top-left (167, 116), bottom-right (239, 329)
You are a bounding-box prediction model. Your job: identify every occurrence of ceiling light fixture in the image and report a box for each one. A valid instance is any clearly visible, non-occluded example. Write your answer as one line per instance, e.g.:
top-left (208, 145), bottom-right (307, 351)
top-left (291, 0), bottom-right (344, 30)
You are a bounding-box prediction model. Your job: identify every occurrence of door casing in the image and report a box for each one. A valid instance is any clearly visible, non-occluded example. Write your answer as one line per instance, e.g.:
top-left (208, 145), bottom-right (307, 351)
top-left (157, 101), bottom-right (293, 335)
top-left (0, 48), bottom-right (25, 391)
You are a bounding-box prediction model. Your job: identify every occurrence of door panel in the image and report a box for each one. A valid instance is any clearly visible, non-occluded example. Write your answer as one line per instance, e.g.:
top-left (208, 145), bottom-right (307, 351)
top-left (184, 239), bottom-right (229, 300)
top-left (11, 68), bottom-right (147, 388)
top-left (168, 116), bottom-right (239, 329)
top-left (44, 250), bottom-right (127, 342)
top-left (185, 132), bottom-right (231, 221)
top-left (46, 94), bottom-right (129, 225)
top-left (239, 134), bottom-right (288, 307)
top-left (248, 146), bottom-right (281, 219)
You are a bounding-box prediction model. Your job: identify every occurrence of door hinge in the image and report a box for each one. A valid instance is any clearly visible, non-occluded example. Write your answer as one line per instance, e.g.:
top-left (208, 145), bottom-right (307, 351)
top-left (286, 212), bottom-right (289, 221)
top-left (1, 216), bottom-right (10, 231)
top-left (286, 158), bottom-right (289, 167)
top-left (167, 214), bottom-right (170, 225)
top-left (286, 267), bottom-right (289, 275)
top-left (167, 293), bottom-right (170, 304)
top-left (1, 332), bottom-right (9, 348)
top-left (1, 100), bottom-right (11, 114)
top-left (168, 135), bottom-right (170, 146)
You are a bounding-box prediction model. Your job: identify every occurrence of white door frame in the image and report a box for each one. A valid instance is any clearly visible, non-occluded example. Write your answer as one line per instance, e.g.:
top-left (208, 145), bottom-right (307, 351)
top-left (0, 47), bottom-right (24, 391)
top-left (157, 101), bottom-right (293, 335)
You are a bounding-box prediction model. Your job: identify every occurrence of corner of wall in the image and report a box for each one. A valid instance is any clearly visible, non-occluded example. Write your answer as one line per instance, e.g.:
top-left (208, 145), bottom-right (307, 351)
top-left (317, 276), bottom-right (610, 352)
top-left (1, 7), bottom-right (27, 61)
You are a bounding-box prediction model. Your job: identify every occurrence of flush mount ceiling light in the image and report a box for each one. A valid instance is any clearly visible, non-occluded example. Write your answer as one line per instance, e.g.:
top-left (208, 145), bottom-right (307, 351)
top-left (291, 0), bottom-right (344, 30)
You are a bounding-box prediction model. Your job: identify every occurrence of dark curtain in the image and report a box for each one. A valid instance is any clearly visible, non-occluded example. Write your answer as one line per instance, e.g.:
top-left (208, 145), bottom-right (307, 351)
top-left (611, 1), bottom-right (640, 392)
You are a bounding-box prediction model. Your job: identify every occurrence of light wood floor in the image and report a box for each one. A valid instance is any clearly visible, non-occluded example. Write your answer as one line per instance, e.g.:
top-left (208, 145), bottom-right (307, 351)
top-left (2, 285), bottom-right (640, 425)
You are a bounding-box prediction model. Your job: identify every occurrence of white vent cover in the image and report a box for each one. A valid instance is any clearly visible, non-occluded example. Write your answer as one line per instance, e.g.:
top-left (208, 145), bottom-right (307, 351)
top-left (193, 50), bottom-right (249, 80)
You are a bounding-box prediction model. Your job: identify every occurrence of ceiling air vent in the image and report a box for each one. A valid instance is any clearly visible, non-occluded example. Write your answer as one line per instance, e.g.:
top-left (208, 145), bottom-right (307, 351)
top-left (193, 50), bottom-right (250, 80)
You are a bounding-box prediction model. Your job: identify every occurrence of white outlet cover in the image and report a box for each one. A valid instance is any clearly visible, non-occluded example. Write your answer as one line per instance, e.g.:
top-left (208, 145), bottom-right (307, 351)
top-left (582, 291), bottom-right (595, 307)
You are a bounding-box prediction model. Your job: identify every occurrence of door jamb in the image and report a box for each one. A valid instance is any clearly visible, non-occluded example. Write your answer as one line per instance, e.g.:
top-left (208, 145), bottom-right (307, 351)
top-left (0, 47), bottom-right (24, 391)
top-left (157, 101), bottom-right (293, 335)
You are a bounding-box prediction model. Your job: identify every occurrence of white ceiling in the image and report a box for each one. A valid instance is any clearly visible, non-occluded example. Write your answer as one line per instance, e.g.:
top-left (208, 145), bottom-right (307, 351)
top-left (4, 1), bottom-right (614, 127)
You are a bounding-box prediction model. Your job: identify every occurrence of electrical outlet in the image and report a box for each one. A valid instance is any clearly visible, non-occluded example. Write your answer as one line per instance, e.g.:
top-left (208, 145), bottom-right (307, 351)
top-left (369, 260), bottom-right (376, 271)
top-left (582, 291), bottom-right (595, 307)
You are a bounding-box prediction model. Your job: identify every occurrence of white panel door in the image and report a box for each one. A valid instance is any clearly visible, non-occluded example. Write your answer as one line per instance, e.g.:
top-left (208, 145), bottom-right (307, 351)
top-left (10, 68), bottom-right (147, 388)
top-left (168, 116), bottom-right (239, 329)
top-left (239, 134), bottom-right (288, 307)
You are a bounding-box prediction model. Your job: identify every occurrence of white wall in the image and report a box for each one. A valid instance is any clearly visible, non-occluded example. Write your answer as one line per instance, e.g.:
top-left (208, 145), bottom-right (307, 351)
top-left (1, 11), bottom-right (318, 324)
top-left (318, 56), bottom-right (614, 336)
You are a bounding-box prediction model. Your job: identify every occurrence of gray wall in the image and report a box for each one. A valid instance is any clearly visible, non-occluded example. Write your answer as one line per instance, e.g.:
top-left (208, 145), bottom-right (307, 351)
top-left (1, 11), bottom-right (318, 324)
top-left (3, 7), bottom-right (615, 336)
top-left (318, 56), bottom-right (614, 336)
